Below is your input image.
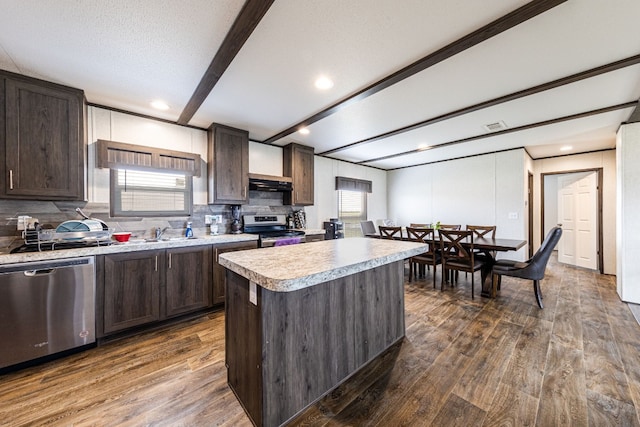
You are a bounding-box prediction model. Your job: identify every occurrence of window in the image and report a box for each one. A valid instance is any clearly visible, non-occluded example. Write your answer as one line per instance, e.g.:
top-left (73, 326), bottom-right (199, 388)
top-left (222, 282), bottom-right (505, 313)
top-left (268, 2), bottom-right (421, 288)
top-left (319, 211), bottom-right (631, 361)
top-left (336, 176), bottom-right (372, 238)
top-left (338, 190), bottom-right (368, 238)
top-left (110, 168), bottom-right (192, 217)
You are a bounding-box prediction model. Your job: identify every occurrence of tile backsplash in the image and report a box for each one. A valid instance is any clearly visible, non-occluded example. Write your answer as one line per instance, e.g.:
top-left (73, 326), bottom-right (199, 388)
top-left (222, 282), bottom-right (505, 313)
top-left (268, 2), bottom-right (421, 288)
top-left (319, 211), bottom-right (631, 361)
top-left (0, 190), bottom-right (302, 252)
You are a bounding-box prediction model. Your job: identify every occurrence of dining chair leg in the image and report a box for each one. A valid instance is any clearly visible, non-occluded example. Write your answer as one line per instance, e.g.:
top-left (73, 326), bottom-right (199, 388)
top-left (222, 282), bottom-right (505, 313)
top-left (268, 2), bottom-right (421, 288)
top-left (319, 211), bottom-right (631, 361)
top-left (409, 261), bottom-right (414, 282)
top-left (534, 280), bottom-right (544, 309)
top-left (471, 271), bottom-right (474, 299)
top-left (432, 263), bottom-right (437, 288)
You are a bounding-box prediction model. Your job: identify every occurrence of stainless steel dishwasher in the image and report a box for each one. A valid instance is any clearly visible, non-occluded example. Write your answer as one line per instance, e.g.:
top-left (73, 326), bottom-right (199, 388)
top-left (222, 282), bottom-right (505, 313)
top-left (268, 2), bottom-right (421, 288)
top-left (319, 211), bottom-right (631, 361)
top-left (0, 256), bottom-right (95, 370)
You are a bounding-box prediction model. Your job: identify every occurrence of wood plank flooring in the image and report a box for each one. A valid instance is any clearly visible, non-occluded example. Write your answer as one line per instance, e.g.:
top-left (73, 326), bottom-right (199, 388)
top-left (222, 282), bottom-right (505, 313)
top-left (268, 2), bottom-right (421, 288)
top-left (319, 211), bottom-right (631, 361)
top-left (1, 255), bottom-right (640, 426)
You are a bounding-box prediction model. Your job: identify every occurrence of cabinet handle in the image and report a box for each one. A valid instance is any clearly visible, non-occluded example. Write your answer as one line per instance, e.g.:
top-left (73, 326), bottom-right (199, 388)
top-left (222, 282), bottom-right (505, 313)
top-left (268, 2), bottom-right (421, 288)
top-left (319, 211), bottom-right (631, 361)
top-left (215, 248), bottom-right (219, 263)
top-left (169, 253), bottom-right (172, 269)
top-left (9, 170), bottom-right (14, 190)
top-left (243, 186), bottom-right (247, 198)
top-left (155, 255), bottom-right (158, 272)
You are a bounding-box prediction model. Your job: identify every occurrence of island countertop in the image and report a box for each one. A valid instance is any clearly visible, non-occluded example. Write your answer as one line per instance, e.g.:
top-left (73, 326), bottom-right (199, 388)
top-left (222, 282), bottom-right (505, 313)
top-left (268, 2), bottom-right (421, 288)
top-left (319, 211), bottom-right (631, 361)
top-left (218, 237), bottom-right (427, 292)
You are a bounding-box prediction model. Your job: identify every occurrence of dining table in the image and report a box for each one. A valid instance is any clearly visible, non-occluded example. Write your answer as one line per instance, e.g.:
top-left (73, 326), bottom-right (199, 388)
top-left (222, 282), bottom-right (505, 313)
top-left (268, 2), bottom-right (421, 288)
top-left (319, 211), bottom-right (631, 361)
top-left (366, 231), bottom-right (527, 298)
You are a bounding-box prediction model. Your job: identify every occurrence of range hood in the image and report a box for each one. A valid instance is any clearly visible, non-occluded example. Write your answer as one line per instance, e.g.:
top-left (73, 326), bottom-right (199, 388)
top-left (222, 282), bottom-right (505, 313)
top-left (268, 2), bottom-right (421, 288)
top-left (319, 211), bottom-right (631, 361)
top-left (248, 173), bottom-right (293, 192)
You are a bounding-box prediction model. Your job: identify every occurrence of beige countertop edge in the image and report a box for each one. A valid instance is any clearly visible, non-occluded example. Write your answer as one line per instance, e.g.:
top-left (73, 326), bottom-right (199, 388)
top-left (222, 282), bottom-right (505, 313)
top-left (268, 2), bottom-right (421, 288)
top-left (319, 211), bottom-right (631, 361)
top-left (0, 233), bottom-right (258, 265)
top-left (219, 238), bottom-right (427, 292)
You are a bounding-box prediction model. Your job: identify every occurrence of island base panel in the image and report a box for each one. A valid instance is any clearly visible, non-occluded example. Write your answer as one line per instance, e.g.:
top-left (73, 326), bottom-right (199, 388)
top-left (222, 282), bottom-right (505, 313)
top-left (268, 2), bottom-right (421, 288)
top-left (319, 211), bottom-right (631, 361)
top-left (225, 260), bottom-right (405, 427)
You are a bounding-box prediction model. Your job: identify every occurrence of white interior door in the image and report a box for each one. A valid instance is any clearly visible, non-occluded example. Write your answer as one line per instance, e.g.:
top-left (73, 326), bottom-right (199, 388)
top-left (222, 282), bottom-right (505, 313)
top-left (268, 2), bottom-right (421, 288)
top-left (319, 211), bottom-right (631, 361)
top-left (557, 172), bottom-right (597, 269)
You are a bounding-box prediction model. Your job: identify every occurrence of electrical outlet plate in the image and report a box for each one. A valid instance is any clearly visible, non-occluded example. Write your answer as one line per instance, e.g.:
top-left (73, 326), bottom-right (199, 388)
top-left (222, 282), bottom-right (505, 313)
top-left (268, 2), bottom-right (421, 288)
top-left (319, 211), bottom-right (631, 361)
top-left (205, 215), bottom-right (213, 225)
top-left (214, 215), bottom-right (222, 224)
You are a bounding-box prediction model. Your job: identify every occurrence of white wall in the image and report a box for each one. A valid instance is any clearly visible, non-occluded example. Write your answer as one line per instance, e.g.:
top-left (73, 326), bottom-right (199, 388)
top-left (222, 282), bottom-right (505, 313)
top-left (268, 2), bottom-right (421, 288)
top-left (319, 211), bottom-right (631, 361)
top-left (249, 141), bottom-right (283, 176)
top-left (304, 157), bottom-right (388, 230)
top-left (533, 150), bottom-right (616, 275)
top-left (617, 122), bottom-right (640, 302)
top-left (88, 107), bottom-right (209, 204)
top-left (543, 175), bottom-right (558, 238)
top-left (388, 149), bottom-right (527, 260)
top-left (87, 106), bottom-right (386, 230)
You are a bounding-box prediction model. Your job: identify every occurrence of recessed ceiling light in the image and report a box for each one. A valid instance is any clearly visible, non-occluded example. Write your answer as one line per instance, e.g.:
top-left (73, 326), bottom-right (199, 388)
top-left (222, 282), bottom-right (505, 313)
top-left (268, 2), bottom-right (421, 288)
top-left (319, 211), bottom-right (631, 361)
top-left (560, 145), bottom-right (573, 151)
top-left (314, 76), bottom-right (334, 90)
top-left (298, 127), bottom-right (310, 135)
top-left (150, 100), bottom-right (170, 110)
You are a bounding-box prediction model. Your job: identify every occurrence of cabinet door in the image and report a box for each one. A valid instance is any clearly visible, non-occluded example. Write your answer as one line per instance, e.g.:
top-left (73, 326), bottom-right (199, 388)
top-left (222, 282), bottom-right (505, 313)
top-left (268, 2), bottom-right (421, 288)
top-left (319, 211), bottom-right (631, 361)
top-left (3, 75), bottom-right (84, 199)
top-left (165, 245), bottom-right (212, 318)
top-left (213, 241), bottom-right (258, 305)
top-left (102, 250), bottom-right (162, 335)
top-left (208, 123), bottom-right (248, 204)
top-left (284, 143), bottom-right (314, 206)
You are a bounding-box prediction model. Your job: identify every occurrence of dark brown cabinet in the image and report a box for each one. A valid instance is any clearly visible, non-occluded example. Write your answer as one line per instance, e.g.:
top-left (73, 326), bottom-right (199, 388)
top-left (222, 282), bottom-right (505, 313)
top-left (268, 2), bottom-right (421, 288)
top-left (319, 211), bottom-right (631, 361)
top-left (0, 70), bottom-right (85, 200)
top-left (213, 241), bottom-right (258, 305)
top-left (283, 143), bottom-right (314, 206)
top-left (98, 245), bottom-right (214, 337)
top-left (165, 245), bottom-right (212, 318)
top-left (208, 123), bottom-right (248, 204)
top-left (101, 250), bottom-right (163, 335)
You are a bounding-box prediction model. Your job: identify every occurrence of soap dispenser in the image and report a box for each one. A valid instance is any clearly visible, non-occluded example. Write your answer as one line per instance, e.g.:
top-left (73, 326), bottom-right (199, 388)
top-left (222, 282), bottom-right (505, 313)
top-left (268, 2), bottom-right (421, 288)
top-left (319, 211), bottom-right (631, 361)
top-left (185, 221), bottom-right (193, 238)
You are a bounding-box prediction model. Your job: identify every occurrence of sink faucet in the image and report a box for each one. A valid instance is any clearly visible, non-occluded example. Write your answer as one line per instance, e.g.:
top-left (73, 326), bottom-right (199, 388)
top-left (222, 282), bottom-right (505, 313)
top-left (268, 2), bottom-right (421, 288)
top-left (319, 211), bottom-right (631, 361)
top-left (155, 226), bottom-right (169, 239)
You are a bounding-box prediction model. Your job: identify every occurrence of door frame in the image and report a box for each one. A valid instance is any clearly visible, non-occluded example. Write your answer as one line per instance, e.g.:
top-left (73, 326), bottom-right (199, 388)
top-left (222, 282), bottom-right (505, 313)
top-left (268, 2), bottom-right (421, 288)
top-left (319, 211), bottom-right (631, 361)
top-left (540, 168), bottom-right (603, 273)
top-left (528, 172), bottom-right (534, 258)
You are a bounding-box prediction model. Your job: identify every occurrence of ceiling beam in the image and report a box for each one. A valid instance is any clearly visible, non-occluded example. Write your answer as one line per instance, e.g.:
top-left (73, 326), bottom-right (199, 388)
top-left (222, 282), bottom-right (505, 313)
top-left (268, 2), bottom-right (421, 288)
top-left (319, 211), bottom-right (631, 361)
top-left (177, 0), bottom-right (274, 125)
top-left (627, 99), bottom-right (640, 123)
top-left (320, 53), bottom-right (640, 156)
top-left (358, 101), bottom-right (637, 166)
top-left (261, 0), bottom-right (567, 145)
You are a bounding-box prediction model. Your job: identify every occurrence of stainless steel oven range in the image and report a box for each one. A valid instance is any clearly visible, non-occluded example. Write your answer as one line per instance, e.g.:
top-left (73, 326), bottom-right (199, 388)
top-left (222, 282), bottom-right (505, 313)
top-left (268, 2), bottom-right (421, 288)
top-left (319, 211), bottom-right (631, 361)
top-left (243, 215), bottom-right (305, 248)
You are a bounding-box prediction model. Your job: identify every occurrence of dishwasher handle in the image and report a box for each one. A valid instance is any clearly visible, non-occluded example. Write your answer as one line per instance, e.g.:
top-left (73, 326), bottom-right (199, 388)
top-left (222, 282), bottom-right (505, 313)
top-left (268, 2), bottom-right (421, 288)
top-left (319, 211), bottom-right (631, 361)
top-left (24, 268), bottom-right (56, 276)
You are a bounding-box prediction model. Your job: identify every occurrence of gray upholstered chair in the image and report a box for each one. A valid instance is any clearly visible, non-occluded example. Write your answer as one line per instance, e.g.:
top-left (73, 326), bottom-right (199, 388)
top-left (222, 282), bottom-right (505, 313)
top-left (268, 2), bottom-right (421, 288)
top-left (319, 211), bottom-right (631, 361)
top-left (491, 226), bottom-right (562, 309)
top-left (360, 220), bottom-right (377, 237)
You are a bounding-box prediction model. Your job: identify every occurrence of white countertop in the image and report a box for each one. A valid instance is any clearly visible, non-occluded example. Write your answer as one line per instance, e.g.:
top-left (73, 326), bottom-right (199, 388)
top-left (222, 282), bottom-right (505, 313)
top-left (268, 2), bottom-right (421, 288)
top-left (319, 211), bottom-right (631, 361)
top-left (0, 233), bottom-right (258, 265)
top-left (219, 237), bottom-right (427, 292)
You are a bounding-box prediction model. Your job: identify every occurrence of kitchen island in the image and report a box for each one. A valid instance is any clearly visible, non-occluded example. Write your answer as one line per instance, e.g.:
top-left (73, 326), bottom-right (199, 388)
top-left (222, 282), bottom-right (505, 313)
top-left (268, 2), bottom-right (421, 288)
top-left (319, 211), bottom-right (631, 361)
top-left (219, 237), bottom-right (426, 427)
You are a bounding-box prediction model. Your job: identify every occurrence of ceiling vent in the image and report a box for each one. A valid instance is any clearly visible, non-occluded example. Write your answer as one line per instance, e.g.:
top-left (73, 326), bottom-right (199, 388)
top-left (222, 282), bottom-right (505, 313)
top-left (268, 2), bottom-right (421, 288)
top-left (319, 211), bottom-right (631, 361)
top-left (483, 121), bottom-right (507, 132)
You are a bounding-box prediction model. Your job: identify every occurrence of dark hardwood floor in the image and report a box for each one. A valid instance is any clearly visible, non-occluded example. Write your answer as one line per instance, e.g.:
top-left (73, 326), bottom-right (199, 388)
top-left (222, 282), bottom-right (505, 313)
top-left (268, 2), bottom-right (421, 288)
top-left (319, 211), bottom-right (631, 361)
top-left (1, 255), bottom-right (639, 426)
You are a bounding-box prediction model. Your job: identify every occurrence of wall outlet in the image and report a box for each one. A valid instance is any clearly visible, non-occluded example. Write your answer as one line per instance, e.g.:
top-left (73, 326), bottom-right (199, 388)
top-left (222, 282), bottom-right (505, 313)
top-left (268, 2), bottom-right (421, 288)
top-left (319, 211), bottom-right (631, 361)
top-left (214, 215), bottom-right (223, 224)
top-left (508, 212), bottom-right (519, 220)
top-left (205, 215), bottom-right (213, 225)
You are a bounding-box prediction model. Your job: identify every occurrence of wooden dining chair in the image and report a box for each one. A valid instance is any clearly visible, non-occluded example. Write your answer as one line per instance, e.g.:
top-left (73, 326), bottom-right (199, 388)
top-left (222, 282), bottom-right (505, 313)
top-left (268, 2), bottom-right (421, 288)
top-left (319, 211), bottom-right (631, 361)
top-left (378, 226), bottom-right (403, 240)
top-left (466, 225), bottom-right (496, 239)
top-left (409, 223), bottom-right (430, 228)
top-left (438, 229), bottom-right (485, 299)
top-left (406, 227), bottom-right (440, 286)
top-left (439, 224), bottom-right (461, 230)
top-left (465, 225), bottom-right (497, 278)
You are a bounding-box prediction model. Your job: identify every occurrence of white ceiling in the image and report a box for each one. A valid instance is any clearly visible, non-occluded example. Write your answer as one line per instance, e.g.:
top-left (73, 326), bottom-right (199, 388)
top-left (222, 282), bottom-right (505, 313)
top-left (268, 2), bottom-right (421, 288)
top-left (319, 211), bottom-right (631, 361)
top-left (1, 0), bottom-right (639, 170)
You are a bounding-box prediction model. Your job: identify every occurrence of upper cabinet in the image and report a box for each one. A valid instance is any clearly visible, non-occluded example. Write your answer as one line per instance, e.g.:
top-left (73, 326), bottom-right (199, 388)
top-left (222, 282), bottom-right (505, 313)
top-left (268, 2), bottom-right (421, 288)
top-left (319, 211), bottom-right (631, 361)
top-left (283, 143), bottom-right (314, 206)
top-left (208, 123), bottom-right (248, 204)
top-left (0, 70), bottom-right (85, 200)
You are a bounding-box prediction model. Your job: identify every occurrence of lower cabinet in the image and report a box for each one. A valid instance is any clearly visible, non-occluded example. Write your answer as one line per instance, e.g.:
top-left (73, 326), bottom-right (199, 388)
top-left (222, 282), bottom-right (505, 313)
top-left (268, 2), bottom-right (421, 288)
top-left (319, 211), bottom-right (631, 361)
top-left (165, 245), bottom-right (212, 318)
top-left (98, 245), bottom-right (212, 337)
top-left (97, 241), bottom-right (257, 338)
top-left (100, 249), bottom-right (163, 336)
top-left (213, 241), bottom-right (258, 305)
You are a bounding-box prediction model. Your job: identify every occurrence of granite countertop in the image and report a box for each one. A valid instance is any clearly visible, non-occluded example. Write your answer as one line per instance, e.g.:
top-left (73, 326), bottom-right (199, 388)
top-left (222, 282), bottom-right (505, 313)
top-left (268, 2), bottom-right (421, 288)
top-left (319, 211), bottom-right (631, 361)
top-left (219, 237), bottom-right (427, 292)
top-left (0, 233), bottom-right (258, 265)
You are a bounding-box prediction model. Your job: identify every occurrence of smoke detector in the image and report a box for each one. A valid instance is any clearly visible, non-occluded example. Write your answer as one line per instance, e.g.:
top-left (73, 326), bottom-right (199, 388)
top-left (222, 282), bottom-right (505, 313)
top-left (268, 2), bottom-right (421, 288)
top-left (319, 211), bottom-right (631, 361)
top-left (483, 121), bottom-right (507, 132)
